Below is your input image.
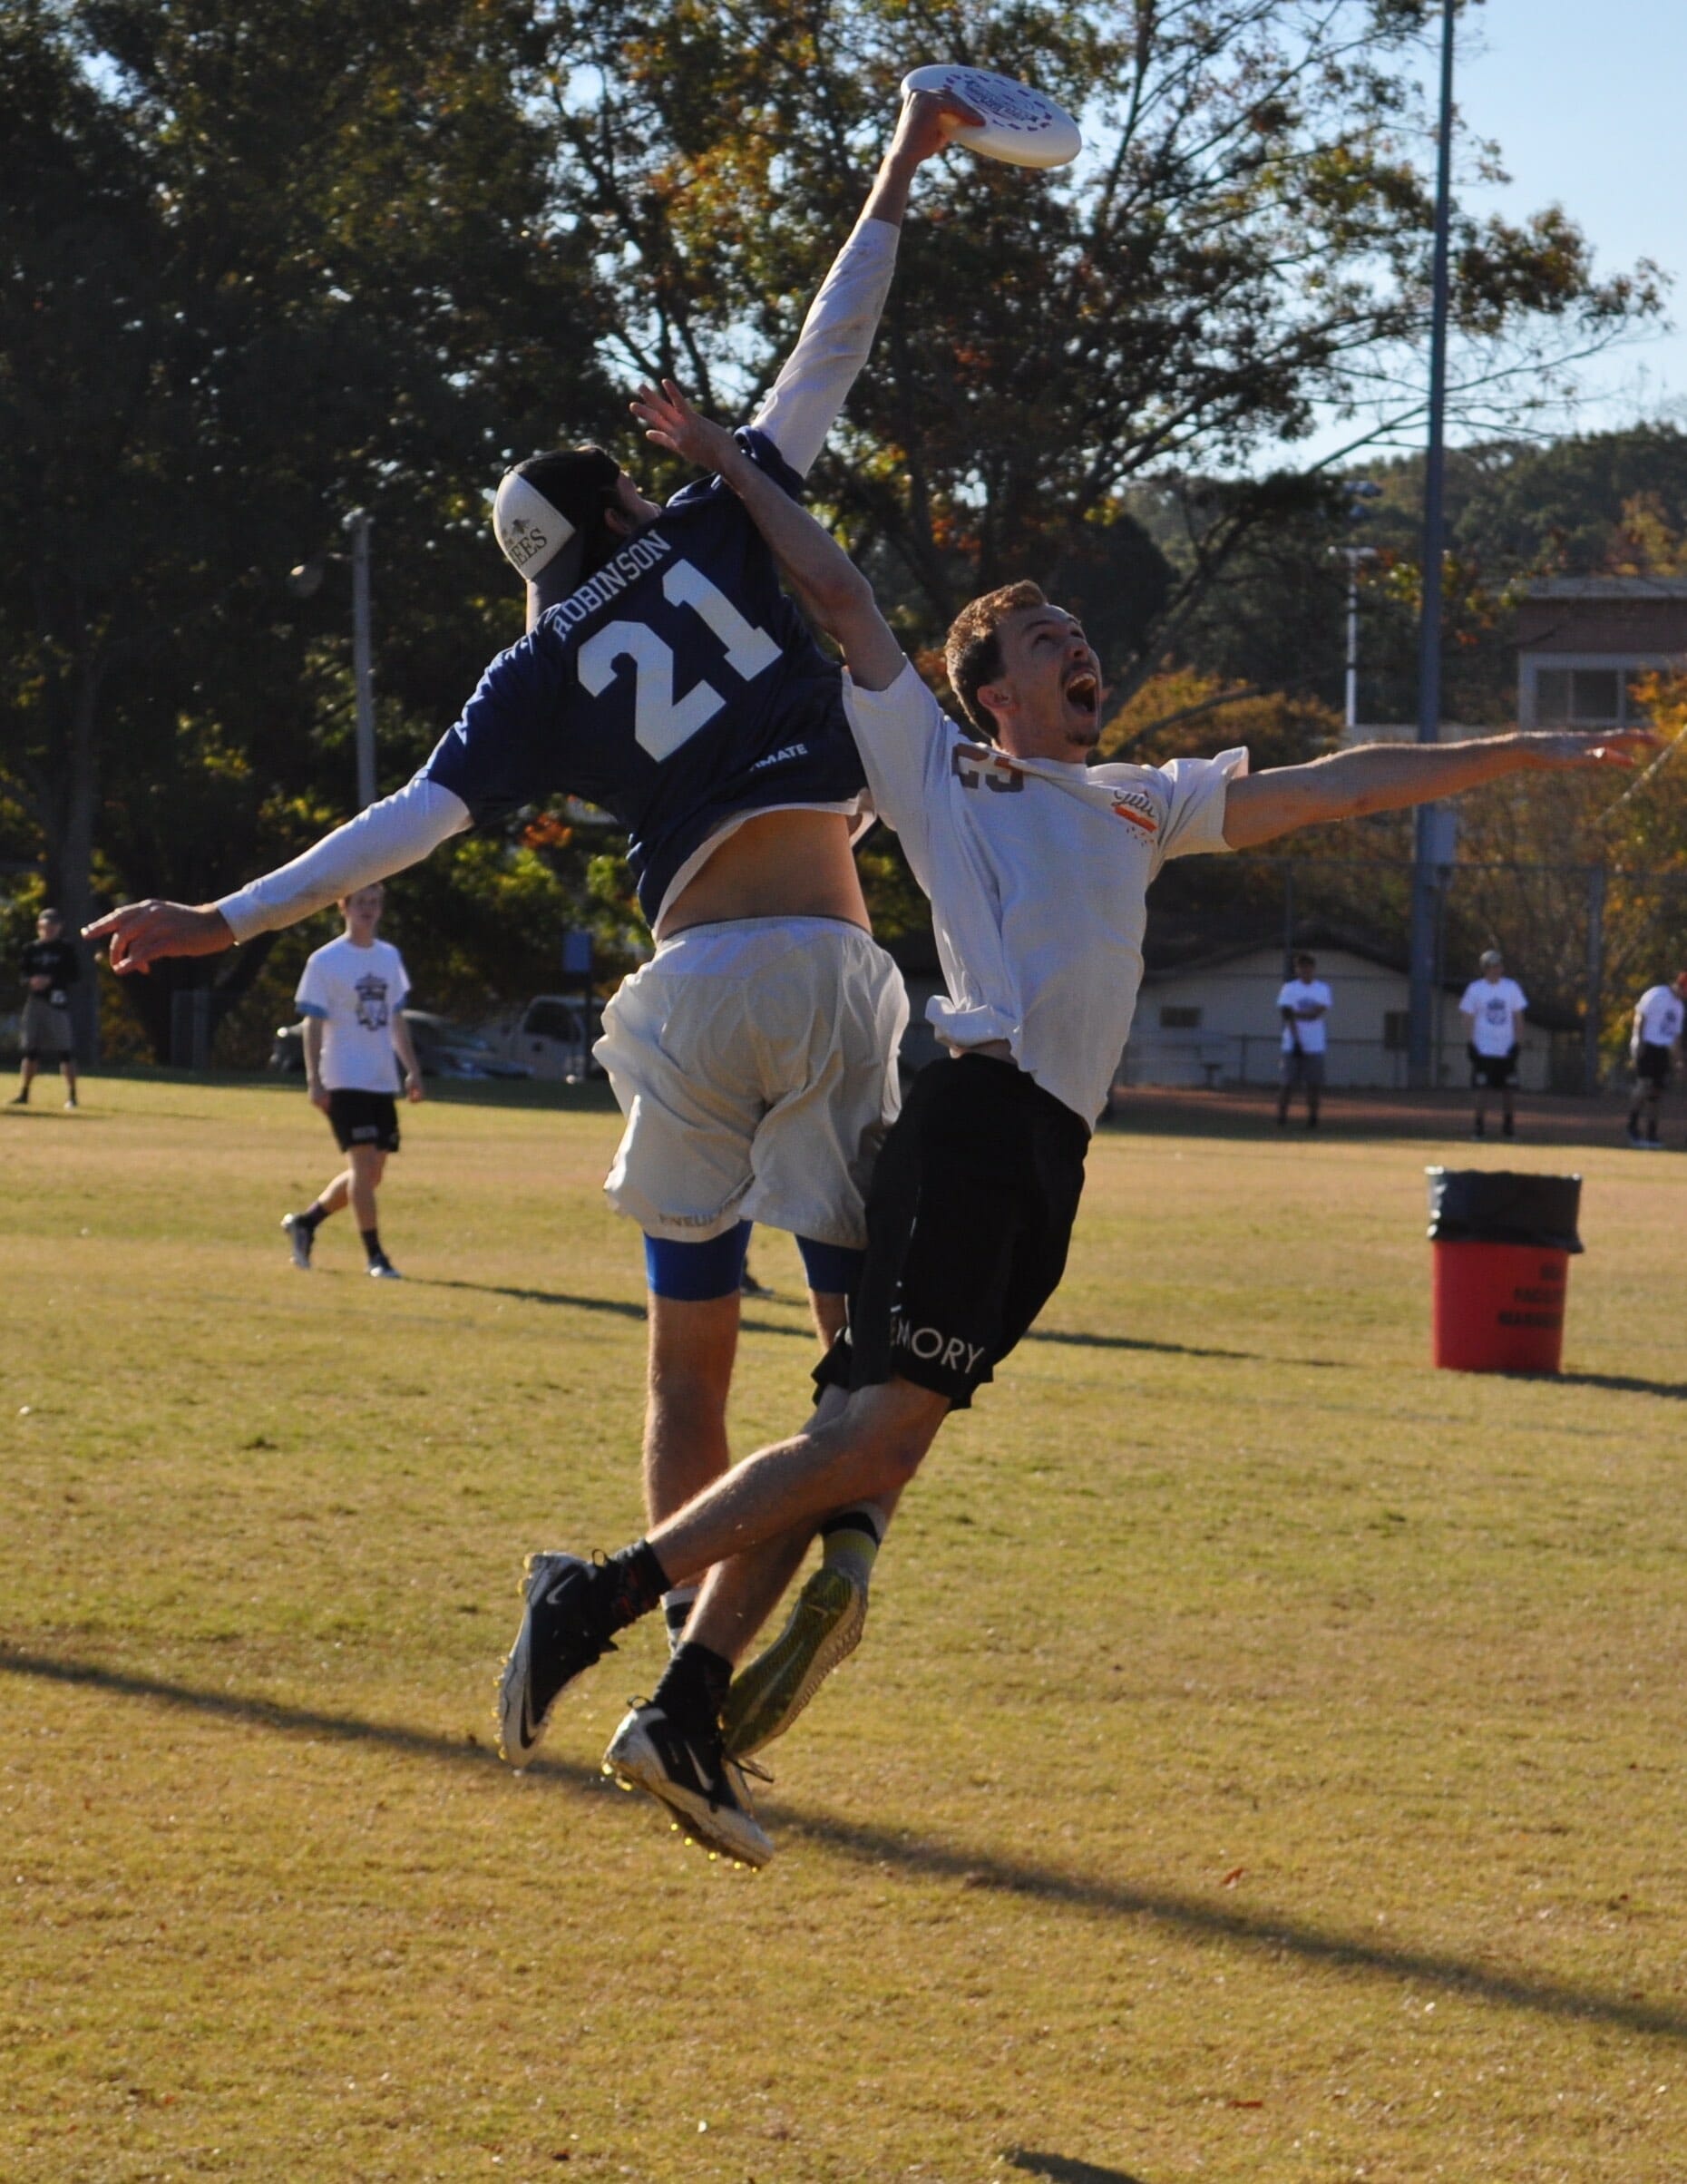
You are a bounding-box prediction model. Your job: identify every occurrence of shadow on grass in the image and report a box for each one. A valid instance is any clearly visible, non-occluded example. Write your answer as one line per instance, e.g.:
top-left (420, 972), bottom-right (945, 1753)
top-left (1551, 1370), bottom-right (1687, 1403)
top-left (1028, 1325), bottom-right (1344, 1370)
top-left (1006, 2156), bottom-right (1148, 2184)
top-left (419, 1282), bottom-right (1344, 1370)
top-left (6, 1642), bottom-right (1686, 2048)
top-left (415, 1276), bottom-right (814, 1341)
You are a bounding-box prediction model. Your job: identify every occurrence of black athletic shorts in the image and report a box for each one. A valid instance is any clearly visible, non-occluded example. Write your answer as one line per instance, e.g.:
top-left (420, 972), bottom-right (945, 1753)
top-left (1471, 1047), bottom-right (1517, 1089)
top-left (1635, 1041), bottom-right (1672, 1087)
top-left (327, 1087), bottom-right (401, 1154)
top-left (814, 1053), bottom-right (1088, 1411)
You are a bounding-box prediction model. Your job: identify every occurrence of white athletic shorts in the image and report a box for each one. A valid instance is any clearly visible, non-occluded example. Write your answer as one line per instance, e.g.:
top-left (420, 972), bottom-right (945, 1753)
top-left (594, 916), bottom-right (908, 1248)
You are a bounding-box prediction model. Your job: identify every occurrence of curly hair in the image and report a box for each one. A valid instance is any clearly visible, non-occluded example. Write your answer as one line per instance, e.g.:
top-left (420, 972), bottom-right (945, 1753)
top-left (942, 581), bottom-right (1048, 735)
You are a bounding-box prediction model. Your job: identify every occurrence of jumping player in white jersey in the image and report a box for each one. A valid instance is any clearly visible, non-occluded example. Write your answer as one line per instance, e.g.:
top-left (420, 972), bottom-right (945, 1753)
top-left (492, 381), bottom-right (1656, 1867)
top-left (83, 92), bottom-right (976, 1721)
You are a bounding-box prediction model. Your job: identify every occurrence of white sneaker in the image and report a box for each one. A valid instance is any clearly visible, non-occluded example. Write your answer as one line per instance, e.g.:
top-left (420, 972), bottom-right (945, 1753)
top-left (280, 1213), bottom-right (314, 1270)
top-left (603, 1702), bottom-right (774, 1869)
top-left (367, 1259), bottom-right (403, 1280)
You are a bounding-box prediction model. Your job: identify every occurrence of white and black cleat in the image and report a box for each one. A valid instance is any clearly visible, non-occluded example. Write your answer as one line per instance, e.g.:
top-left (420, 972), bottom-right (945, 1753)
top-left (496, 1550), bottom-right (616, 1769)
top-left (603, 1702), bottom-right (773, 1869)
top-left (281, 1213), bottom-right (314, 1271)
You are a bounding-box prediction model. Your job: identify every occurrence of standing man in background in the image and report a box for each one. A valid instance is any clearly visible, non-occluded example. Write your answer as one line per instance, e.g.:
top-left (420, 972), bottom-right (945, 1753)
top-left (1275, 949), bottom-right (1331, 1128)
top-left (10, 908), bottom-right (81, 1110)
top-left (1459, 948), bottom-right (1527, 1141)
top-left (281, 883), bottom-right (424, 1280)
top-left (1626, 969), bottom-right (1687, 1147)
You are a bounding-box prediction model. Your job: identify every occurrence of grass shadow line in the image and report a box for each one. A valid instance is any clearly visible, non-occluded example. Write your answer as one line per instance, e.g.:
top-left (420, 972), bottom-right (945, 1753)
top-left (0, 1643), bottom-right (603, 1795)
top-left (1551, 1370), bottom-right (1687, 1402)
top-left (5, 1643), bottom-right (1686, 2048)
top-left (1029, 1325), bottom-right (1346, 1371)
top-left (414, 1277), bottom-right (811, 1341)
top-left (1006, 2156), bottom-right (1149, 2184)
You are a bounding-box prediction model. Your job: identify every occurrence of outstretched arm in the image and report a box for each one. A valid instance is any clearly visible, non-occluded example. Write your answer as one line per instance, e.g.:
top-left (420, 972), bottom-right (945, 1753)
top-left (633, 380), bottom-right (905, 693)
top-left (752, 87), bottom-right (979, 476)
top-left (1223, 729), bottom-right (1656, 849)
top-left (84, 775), bottom-right (471, 972)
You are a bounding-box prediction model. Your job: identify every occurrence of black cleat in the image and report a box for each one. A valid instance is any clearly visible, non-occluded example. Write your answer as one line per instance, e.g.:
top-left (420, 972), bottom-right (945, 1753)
top-left (497, 1551), bottom-right (617, 1769)
top-left (603, 1701), bottom-right (774, 1868)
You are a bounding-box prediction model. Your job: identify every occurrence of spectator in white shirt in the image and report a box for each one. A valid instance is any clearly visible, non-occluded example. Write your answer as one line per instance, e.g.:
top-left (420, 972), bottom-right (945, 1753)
top-left (1459, 949), bottom-right (1527, 1141)
top-left (1276, 950), bottom-right (1331, 1128)
top-left (1627, 970), bottom-right (1687, 1147)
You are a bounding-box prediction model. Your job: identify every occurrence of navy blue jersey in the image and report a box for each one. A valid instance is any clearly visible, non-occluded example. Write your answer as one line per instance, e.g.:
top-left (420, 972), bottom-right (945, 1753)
top-left (423, 431), bottom-right (864, 924)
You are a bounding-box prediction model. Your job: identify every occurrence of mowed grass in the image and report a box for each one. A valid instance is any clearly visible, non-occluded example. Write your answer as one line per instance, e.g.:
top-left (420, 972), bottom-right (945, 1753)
top-left (4, 1077), bottom-right (1686, 2184)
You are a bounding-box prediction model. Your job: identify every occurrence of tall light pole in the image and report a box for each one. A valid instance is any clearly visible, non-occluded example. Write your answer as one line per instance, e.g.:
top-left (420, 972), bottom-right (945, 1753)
top-left (345, 509), bottom-right (376, 810)
top-left (1407, 0), bottom-right (1458, 1088)
top-left (289, 512), bottom-right (378, 812)
top-left (1342, 480), bottom-right (1381, 736)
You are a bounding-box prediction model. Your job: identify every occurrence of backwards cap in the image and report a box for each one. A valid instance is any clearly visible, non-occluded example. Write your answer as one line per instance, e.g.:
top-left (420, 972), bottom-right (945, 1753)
top-left (492, 447), bottom-right (621, 580)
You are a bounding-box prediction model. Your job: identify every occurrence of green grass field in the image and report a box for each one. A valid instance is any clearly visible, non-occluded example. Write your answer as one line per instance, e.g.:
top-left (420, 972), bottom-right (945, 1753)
top-left (5, 1077), bottom-right (1685, 2184)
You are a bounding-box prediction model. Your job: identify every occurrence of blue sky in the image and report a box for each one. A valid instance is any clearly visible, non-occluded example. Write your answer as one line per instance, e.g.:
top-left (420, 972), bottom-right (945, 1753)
top-left (1455, 0), bottom-right (1685, 427)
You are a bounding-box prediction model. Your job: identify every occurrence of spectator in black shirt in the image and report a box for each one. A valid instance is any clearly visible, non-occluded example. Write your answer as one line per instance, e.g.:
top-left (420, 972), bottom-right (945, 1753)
top-left (12, 909), bottom-right (80, 1108)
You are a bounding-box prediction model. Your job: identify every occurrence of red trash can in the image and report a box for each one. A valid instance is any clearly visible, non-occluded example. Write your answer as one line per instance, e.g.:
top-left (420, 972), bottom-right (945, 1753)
top-left (1426, 1168), bottom-right (1584, 1375)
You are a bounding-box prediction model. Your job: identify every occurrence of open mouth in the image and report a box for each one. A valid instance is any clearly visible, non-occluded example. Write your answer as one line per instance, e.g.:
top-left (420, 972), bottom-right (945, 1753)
top-left (1064, 670), bottom-right (1099, 718)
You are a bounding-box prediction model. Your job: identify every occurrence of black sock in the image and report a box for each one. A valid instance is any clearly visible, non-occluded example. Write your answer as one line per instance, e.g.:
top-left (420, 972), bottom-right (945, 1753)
top-left (652, 1640), bottom-right (734, 1738)
top-left (602, 1539), bottom-right (669, 1629)
top-left (819, 1507), bottom-right (883, 1550)
top-left (360, 1226), bottom-right (385, 1264)
top-left (297, 1202), bottom-right (328, 1233)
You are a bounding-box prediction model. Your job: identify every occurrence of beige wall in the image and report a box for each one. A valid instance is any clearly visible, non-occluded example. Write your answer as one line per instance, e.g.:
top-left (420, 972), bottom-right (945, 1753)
top-left (1121, 946), bottom-right (1555, 1091)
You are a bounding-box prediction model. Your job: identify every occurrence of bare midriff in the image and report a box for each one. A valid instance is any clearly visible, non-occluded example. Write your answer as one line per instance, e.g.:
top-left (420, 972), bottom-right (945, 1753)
top-left (656, 808), bottom-right (870, 941)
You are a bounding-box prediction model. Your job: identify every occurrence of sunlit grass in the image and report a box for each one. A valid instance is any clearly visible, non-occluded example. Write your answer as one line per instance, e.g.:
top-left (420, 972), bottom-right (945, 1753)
top-left (4, 1076), bottom-right (1684, 2182)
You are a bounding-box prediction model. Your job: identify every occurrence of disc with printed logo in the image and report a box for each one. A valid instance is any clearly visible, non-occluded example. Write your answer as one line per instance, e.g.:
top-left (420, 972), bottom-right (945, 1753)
top-left (902, 64), bottom-right (1081, 170)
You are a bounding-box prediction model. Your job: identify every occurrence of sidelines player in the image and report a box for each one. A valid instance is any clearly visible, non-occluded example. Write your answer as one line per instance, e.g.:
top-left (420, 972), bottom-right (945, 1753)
top-left (1626, 969), bottom-right (1687, 1146)
top-left (281, 882), bottom-right (424, 1279)
top-left (83, 90), bottom-right (973, 1711)
top-left (496, 380), bottom-right (1656, 1867)
top-left (1459, 949), bottom-right (1528, 1140)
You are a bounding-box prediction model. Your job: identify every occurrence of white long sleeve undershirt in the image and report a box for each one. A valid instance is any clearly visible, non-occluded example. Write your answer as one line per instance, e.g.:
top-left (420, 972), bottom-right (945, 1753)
top-left (751, 214), bottom-right (899, 478)
top-left (214, 776), bottom-right (471, 942)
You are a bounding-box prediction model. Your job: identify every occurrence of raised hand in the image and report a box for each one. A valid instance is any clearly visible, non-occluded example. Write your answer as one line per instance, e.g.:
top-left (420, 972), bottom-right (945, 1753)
top-left (629, 379), bottom-right (739, 475)
top-left (890, 84), bottom-right (988, 167)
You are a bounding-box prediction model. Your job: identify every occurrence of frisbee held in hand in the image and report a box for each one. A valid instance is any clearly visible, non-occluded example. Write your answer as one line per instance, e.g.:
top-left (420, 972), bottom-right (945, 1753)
top-left (902, 64), bottom-right (1081, 170)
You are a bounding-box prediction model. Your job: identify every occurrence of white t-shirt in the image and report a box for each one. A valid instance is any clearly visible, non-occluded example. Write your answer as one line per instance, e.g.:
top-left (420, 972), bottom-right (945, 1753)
top-left (1635, 984), bottom-right (1686, 1048)
top-left (843, 661), bottom-right (1244, 1125)
top-left (296, 935), bottom-right (410, 1093)
top-left (1277, 978), bottom-right (1332, 1054)
top-left (1460, 975), bottom-right (1527, 1056)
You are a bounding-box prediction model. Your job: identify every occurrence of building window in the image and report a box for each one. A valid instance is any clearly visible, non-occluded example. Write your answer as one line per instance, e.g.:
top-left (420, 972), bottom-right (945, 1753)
top-left (1159, 1005), bottom-right (1202, 1029)
top-left (1383, 1009), bottom-right (1409, 1051)
top-left (1533, 665), bottom-right (1631, 726)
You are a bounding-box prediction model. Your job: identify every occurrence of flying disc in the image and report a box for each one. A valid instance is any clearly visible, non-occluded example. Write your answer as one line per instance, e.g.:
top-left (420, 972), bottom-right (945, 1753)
top-left (902, 63), bottom-right (1081, 170)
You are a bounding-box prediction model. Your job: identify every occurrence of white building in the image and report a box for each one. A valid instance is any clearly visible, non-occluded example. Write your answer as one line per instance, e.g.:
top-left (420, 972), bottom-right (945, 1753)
top-left (1121, 939), bottom-right (1561, 1092)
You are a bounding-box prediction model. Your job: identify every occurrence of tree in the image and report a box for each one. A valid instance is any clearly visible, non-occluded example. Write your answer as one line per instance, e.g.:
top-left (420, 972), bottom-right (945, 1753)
top-left (536, 0), bottom-right (1660, 677)
top-left (0, 0), bottom-right (610, 1055)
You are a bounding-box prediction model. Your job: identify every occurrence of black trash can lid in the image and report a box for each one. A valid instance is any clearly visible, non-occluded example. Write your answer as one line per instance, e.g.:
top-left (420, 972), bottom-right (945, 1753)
top-left (1425, 1167), bottom-right (1584, 1253)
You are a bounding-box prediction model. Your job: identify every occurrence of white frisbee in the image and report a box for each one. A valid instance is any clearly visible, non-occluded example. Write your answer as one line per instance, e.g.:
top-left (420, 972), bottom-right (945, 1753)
top-left (902, 63), bottom-right (1081, 171)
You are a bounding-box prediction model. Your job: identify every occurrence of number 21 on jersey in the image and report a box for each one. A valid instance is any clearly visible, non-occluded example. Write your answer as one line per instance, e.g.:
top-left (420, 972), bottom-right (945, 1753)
top-left (576, 561), bottom-right (781, 762)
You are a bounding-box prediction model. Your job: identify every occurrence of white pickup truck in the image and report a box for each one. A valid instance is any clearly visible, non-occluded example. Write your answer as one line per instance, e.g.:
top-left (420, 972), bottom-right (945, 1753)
top-left (480, 995), bottom-right (606, 1082)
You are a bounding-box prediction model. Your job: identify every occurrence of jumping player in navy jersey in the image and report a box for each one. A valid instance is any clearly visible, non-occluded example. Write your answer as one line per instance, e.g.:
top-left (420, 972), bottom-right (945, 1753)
top-left (85, 88), bottom-right (977, 1760)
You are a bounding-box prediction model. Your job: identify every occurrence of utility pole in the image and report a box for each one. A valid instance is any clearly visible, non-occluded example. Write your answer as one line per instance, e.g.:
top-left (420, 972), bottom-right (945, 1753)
top-left (1342, 481), bottom-right (1380, 736)
top-left (346, 509), bottom-right (376, 810)
top-left (1406, 0), bottom-right (1457, 1088)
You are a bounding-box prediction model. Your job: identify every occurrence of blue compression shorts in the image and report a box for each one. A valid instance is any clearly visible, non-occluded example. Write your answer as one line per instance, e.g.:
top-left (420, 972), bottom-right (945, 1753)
top-left (644, 1224), bottom-right (864, 1302)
